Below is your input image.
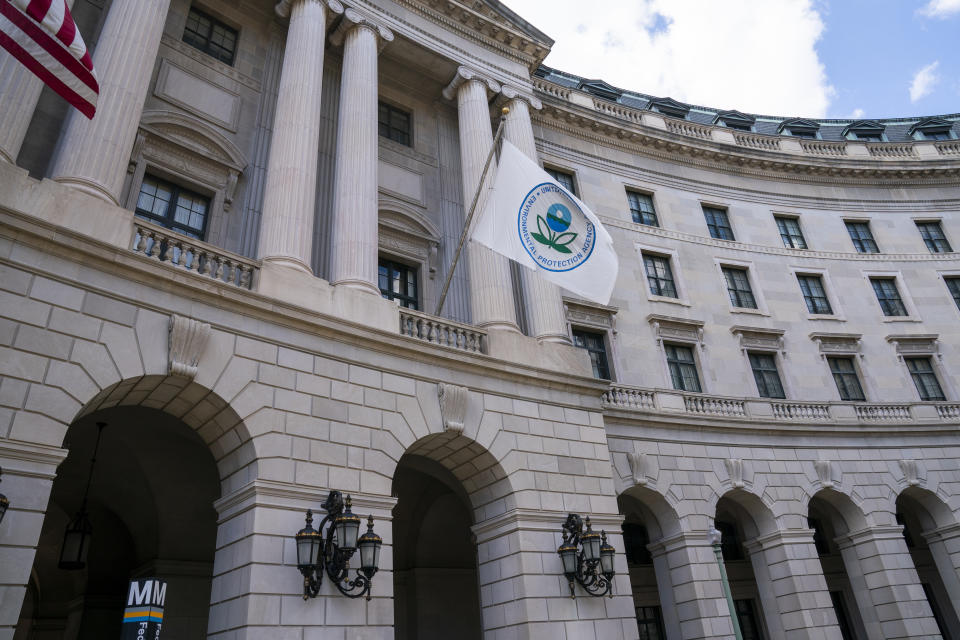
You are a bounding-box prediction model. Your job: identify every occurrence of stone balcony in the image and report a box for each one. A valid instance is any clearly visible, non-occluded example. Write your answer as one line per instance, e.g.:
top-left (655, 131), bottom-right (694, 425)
top-left (602, 382), bottom-right (960, 429)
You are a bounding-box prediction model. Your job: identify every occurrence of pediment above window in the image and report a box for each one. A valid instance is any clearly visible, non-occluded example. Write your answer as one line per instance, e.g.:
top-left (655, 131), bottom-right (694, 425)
top-left (809, 332), bottom-right (862, 358)
top-left (730, 326), bottom-right (785, 354)
top-left (778, 118), bottom-right (820, 136)
top-left (579, 79), bottom-right (621, 102)
top-left (714, 110), bottom-right (755, 130)
top-left (648, 97), bottom-right (690, 119)
top-left (909, 117), bottom-right (954, 138)
top-left (564, 297), bottom-right (618, 333)
top-left (378, 197), bottom-right (440, 274)
top-left (842, 119), bottom-right (885, 137)
top-left (647, 314), bottom-right (704, 345)
top-left (886, 334), bottom-right (939, 359)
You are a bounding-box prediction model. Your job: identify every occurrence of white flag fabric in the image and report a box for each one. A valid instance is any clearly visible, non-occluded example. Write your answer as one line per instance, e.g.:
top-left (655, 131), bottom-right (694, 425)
top-left (471, 140), bottom-right (619, 305)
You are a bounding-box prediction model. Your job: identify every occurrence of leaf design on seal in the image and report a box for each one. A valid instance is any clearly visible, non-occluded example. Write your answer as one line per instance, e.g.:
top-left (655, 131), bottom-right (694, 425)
top-left (554, 232), bottom-right (577, 247)
top-left (553, 244), bottom-right (573, 254)
top-left (536, 215), bottom-right (549, 238)
top-left (531, 232), bottom-right (551, 245)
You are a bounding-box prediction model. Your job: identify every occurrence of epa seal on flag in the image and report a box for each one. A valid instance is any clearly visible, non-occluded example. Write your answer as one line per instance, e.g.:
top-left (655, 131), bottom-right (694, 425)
top-left (517, 183), bottom-right (596, 272)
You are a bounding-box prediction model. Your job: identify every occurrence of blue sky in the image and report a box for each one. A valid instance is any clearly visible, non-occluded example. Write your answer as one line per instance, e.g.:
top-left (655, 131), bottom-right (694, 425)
top-left (505, 0), bottom-right (960, 120)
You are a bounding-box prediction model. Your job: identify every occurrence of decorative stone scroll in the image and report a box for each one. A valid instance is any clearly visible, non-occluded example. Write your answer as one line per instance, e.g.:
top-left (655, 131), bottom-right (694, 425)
top-left (626, 451), bottom-right (648, 486)
top-left (724, 458), bottom-right (745, 489)
top-left (442, 66), bottom-right (501, 101)
top-left (731, 325), bottom-right (785, 356)
top-left (899, 459), bottom-right (921, 486)
top-left (886, 334), bottom-right (940, 362)
top-left (169, 315), bottom-right (211, 379)
top-left (647, 314), bottom-right (704, 347)
top-left (329, 7), bottom-right (394, 50)
top-left (495, 84), bottom-right (543, 112)
top-left (810, 332), bottom-right (863, 359)
top-left (438, 383), bottom-right (468, 433)
top-left (814, 459), bottom-right (835, 489)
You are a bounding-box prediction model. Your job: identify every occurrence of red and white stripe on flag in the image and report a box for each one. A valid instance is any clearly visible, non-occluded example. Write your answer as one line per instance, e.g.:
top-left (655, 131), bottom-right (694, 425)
top-left (0, 0), bottom-right (99, 118)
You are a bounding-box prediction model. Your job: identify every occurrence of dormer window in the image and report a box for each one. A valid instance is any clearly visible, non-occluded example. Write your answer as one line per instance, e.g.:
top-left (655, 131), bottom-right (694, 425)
top-left (778, 118), bottom-right (820, 139)
top-left (580, 79), bottom-right (621, 102)
top-left (714, 110), bottom-right (755, 132)
top-left (648, 97), bottom-right (690, 120)
top-left (909, 117), bottom-right (956, 141)
top-left (842, 120), bottom-right (886, 142)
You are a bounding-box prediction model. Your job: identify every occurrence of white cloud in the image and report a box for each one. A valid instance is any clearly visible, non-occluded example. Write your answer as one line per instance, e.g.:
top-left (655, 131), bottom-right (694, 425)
top-left (849, 108), bottom-right (865, 119)
top-left (909, 61), bottom-right (940, 102)
top-left (918, 0), bottom-right (960, 18)
top-left (505, 0), bottom-right (835, 117)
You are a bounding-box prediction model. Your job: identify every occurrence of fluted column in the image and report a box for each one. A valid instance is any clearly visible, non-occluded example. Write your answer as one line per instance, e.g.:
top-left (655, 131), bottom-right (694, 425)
top-left (443, 67), bottom-right (518, 332)
top-left (500, 86), bottom-right (570, 343)
top-left (257, 0), bottom-right (343, 272)
top-left (328, 9), bottom-right (393, 294)
top-left (48, 0), bottom-right (171, 203)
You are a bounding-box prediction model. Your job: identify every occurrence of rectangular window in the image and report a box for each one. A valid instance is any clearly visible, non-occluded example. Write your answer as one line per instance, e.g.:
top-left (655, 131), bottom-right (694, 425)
top-left (870, 278), bottom-right (908, 316)
top-left (722, 266), bottom-right (757, 309)
top-left (797, 274), bottom-right (833, 314)
top-left (946, 277), bottom-right (960, 311)
top-left (378, 102), bottom-right (411, 146)
top-left (734, 599), bottom-right (766, 640)
top-left (378, 258), bottom-right (418, 309)
top-left (665, 344), bottom-right (701, 392)
top-left (828, 357), bottom-right (865, 401)
top-left (775, 216), bottom-right (807, 249)
top-left (854, 132), bottom-right (883, 142)
top-left (748, 352), bottom-right (785, 399)
top-left (643, 254), bottom-right (677, 298)
top-left (572, 329), bottom-right (611, 380)
top-left (703, 206), bottom-right (735, 240)
top-left (135, 174), bottom-right (209, 239)
top-left (183, 7), bottom-right (238, 65)
top-left (628, 191), bottom-right (658, 226)
top-left (921, 130), bottom-right (952, 141)
top-left (636, 606), bottom-right (665, 640)
top-left (905, 357), bottom-right (946, 401)
top-left (917, 221), bottom-right (953, 253)
top-left (845, 221), bottom-right (879, 253)
top-left (545, 167), bottom-right (576, 195)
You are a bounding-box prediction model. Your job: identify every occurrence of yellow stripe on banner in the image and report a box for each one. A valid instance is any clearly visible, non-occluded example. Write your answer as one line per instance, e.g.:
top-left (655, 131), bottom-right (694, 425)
top-left (123, 610), bottom-right (163, 620)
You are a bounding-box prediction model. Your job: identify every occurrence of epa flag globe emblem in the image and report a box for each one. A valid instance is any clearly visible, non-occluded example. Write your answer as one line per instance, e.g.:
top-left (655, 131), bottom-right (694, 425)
top-left (517, 183), bottom-right (597, 272)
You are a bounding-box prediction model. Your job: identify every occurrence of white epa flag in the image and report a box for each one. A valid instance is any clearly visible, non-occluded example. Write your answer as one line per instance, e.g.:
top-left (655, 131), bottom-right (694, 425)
top-left (470, 140), bottom-right (619, 305)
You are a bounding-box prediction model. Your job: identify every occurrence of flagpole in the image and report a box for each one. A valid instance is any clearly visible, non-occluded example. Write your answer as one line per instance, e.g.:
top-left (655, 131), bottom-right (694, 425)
top-left (434, 107), bottom-right (509, 316)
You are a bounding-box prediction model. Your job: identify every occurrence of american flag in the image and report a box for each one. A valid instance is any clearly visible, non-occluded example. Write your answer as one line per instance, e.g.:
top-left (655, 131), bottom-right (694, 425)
top-left (0, 0), bottom-right (99, 118)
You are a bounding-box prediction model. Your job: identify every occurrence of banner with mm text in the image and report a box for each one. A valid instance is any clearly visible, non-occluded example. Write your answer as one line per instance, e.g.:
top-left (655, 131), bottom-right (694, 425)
top-left (471, 140), bottom-right (619, 306)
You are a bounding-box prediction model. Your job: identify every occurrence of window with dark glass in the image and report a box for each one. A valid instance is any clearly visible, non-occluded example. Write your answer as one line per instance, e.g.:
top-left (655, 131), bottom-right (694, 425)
top-left (722, 267), bottom-right (757, 309)
top-left (905, 357), bottom-right (945, 401)
top-left (829, 592), bottom-right (856, 640)
top-left (854, 132), bottom-right (883, 142)
top-left (636, 606), bottom-right (665, 640)
top-left (946, 277), bottom-right (960, 311)
top-left (870, 278), bottom-right (908, 316)
top-left (135, 174), bottom-right (209, 239)
top-left (716, 520), bottom-right (743, 561)
top-left (621, 523), bottom-right (652, 565)
top-left (571, 329), bottom-right (611, 380)
top-left (643, 254), bottom-right (677, 298)
top-left (845, 221), bottom-right (879, 253)
top-left (797, 274), bottom-right (832, 314)
top-left (917, 221), bottom-right (952, 253)
top-left (735, 599), bottom-right (766, 640)
top-left (789, 129), bottom-right (817, 139)
top-left (703, 206), bottom-right (735, 240)
top-left (377, 258), bottom-right (418, 309)
top-left (183, 7), bottom-right (238, 65)
top-left (628, 191), bottom-right (658, 226)
top-left (808, 517), bottom-right (830, 555)
top-left (378, 102), bottom-right (411, 146)
top-left (775, 216), bottom-right (807, 249)
top-left (828, 357), bottom-right (865, 401)
top-left (922, 130), bottom-right (953, 141)
top-left (545, 167), bottom-right (576, 195)
top-left (665, 344), bottom-right (701, 392)
top-left (748, 352), bottom-right (785, 399)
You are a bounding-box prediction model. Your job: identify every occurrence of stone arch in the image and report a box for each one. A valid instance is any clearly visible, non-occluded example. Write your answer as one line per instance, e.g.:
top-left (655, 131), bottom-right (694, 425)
top-left (897, 486), bottom-right (957, 533)
top-left (809, 488), bottom-right (870, 535)
top-left (713, 488), bottom-right (779, 538)
top-left (618, 484), bottom-right (682, 541)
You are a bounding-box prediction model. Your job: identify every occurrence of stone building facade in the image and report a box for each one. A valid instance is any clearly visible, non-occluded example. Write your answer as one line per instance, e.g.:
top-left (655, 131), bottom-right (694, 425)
top-left (0, 1), bottom-right (959, 639)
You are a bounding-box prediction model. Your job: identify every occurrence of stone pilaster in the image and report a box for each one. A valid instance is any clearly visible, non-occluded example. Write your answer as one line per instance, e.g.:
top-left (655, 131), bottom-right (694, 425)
top-left (443, 67), bottom-right (519, 333)
top-left (648, 532), bottom-right (735, 640)
top-left (257, 0), bottom-right (343, 272)
top-left (49, 0), bottom-right (171, 204)
top-left (836, 526), bottom-right (943, 640)
top-left (744, 529), bottom-right (843, 640)
top-left (499, 86), bottom-right (570, 344)
top-left (922, 523), bottom-right (960, 631)
top-left (328, 9), bottom-right (393, 294)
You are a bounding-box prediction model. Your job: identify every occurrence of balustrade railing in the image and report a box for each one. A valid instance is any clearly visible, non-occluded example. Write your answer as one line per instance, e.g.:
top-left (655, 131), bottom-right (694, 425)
top-left (772, 402), bottom-right (831, 421)
top-left (800, 140), bottom-right (847, 156)
top-left (936, 140), bottom-right (960, 156)
top-left (936, 404), bottom-right (960, 419)
top-left (399, 308), bottom-right (486, 354)
top-left (867, 143), bottom-right (917, 158)
top-left (592, 99), bottom-right (643, 124)
top-left (602, 384), bottom-right (656, 409)
top-left (855, 404), bottom-right (912, 421)
top-left (684, 394), bottom-right (746, 417)
top-left (531, 78), bottom-right (571, 100)
top-left (132, 220), bottom-right (258, 288)
top-left (734, 132), bottom-right (781, 151)
top-left (665, 120), bottom-right (713, 140)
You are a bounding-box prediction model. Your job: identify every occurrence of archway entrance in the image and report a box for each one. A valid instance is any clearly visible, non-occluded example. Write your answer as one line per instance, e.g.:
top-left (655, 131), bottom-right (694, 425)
top-left (392, 454), bottom-right (481, 640)
top-left (15, 406), bottom-right (220, 640)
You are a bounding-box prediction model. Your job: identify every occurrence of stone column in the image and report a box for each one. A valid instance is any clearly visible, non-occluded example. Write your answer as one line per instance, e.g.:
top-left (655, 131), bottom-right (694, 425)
top-left (835, 526), bottom-right (943, 640)
top-left (48, 0), bottom-right (171, 204)
top-left (256, 0), bottom-right (343, 272)
top-left (328, 9), bottom-right (393, 294)
top-left (499, 86), bottom-right (569, 343)
top-left (923, 523), bottom-right (960, 631)
top-left (648, 532), bottom-right (735, 640)
top-left (744, 529), bottom-right (844, 640)
top-left (443, 67), bottom-right (518, 332)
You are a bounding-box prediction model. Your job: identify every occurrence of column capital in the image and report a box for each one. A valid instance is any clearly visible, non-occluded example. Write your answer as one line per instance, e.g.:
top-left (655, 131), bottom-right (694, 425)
top-left (743, 528), bottom-right (816, 554)
top-left (921, 521), bottom-right (960, 543)
top-left (834, 524), bottom-right (905, 550)
top-left (496, 84), bottom-right (542, 111)
top-left (442, 66), bottom-right (501, 101)
top-left (275, 0), bottom-right (343, 20)
top-left (329, 7), bottom-right (394, 50)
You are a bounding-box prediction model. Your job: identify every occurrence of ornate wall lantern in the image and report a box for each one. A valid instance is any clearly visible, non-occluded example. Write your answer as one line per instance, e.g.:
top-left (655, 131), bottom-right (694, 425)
top-left (295, 491), bottom-right (382, 601)
top-left (0, 467), bottom-right (9, 525)
top-left (59, 422), bottom-right (106, 570)
top-left (557, 513), bottom-right (616, 598)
